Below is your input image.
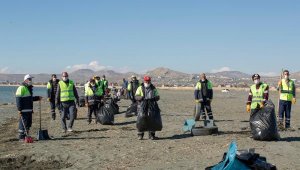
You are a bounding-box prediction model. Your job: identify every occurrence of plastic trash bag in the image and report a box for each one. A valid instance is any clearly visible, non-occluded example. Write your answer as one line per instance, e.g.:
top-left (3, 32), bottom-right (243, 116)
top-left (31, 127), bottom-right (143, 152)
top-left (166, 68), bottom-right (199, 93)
top-left (136, 100), bottom-right (163, 132)
top-left (207, 141), bottom-right (250, 170)
top-left (97, 103), bottom-right (114, 125)
top-left (106, 98), bottom-right (119, 115)
top-left (125, 102), bottom-right (138, 117)
top-left (250, 100), bottom-right (280, 141)
top-left (183, 119), bottom-right (196, 132)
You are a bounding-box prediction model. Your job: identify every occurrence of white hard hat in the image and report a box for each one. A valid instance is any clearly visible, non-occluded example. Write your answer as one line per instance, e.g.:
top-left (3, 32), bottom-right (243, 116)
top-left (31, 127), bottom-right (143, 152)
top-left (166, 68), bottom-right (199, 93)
top-left (24, 74), bottom-right (34, 81)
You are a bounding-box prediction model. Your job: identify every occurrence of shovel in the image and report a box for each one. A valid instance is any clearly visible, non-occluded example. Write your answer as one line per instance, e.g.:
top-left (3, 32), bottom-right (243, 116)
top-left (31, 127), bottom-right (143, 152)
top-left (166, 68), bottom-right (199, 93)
top-left (20, 115), bottom-right (33, 143)
top-left (37, 100), bottom-right (50, 140)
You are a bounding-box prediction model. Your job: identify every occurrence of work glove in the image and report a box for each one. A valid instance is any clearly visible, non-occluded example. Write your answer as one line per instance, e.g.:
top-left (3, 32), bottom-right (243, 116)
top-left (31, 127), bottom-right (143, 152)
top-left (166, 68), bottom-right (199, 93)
top-left (18, 111), bottom-right (22, 116)
top-left (195, 100), bottom-right (200, 103)
top-left (246, 104), bottom-right (251, 113)
top-left (260, 102), bottom-right (264, 108)
top-left (292, 98), bottom-right (296, 104)
top-left (47, 98), bottom-right (51, 102)
top-left (76, 100), bottom-right (80, 107)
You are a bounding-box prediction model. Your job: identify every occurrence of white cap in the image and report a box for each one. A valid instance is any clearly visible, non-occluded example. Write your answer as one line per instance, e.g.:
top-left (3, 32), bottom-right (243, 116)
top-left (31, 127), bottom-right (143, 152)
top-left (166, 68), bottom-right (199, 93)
top-left (24, 74), bottom-right (34, 81)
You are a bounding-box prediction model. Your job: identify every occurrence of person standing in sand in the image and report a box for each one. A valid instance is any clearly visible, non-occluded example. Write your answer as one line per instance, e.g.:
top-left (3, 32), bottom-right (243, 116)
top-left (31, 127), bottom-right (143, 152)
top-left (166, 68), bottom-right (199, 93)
top-left (47, 74), bottom-right (60, 120)
top-left (56, 72), bottom-right (79, 133)
top-left (194, 73), bottom-right (214, 120)
top-left (246, 74), bottom-right (269, 114)
top-left (16, 74), bottom-right (42, 141)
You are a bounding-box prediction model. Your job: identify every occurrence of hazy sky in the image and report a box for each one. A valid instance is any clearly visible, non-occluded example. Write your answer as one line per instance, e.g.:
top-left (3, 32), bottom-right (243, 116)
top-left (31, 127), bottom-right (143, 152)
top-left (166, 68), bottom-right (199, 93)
top-left (0, 1), bottom-right (299, 76)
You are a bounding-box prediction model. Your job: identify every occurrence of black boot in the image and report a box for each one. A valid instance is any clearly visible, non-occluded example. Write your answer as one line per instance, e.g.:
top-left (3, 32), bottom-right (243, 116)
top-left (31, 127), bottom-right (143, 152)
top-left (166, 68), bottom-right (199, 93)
top-left (138, 133), bottom-right (144, 140)
top-left (149, 132), bottom-right (158, 140)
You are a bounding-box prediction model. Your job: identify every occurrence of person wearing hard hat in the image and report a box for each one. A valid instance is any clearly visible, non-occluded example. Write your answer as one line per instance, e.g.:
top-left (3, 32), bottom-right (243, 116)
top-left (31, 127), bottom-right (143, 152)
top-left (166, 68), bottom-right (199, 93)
top-left (246, 74), bottom-right (269, 114)
top-left (277, 70), bottom-right (296, 130)
top-left (135, 76), bottom-right (161, 140)
top-left (127, 75), bottom-right (141, 104)
top-left (56, 72), bottom-right (79, 133)
top-left (194, 73), bottom-right (214, 120)
top-left (85, 78), bottom-right (104, 124)
top-left (47, 74), bottom-right (60, 120)
top-left (15, 74), bottom-right (42, 140)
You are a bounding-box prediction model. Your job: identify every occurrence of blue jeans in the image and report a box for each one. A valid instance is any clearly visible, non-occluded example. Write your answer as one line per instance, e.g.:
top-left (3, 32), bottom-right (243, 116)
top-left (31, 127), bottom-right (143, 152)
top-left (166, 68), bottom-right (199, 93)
top-left (18, 112), bottom-right (32, 139)
top-left (61, 101), bottom-right (76, 130)
top-left (278, 100), bottom-right (292, 128)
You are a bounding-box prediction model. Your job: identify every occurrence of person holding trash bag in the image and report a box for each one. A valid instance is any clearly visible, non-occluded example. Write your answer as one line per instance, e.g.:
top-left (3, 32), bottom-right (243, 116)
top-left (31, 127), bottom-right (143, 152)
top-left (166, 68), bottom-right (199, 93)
top-left (47, 74), bottom-right (60, 120)
top-left (16, 74), bottom-right (42, 141)
top-left (194, 73), bottom-right (214, 120)
top-left (56, 72), bottom-right (79, 133)
top-left (85, 78), bottom-right (104, 124)
top-left (246, 74), bottom-right (269, 114)
top-left (128, 75), bottom-right (141, 104)
top-left (135, 76), bottom-right (162, 140)
top-left (277, 70), bottom-right (296, 130)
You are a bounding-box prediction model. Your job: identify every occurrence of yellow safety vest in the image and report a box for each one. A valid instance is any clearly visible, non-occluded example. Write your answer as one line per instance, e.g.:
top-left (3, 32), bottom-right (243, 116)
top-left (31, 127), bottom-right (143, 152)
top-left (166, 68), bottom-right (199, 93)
top-left (59, 80), bottom-right (75, 102)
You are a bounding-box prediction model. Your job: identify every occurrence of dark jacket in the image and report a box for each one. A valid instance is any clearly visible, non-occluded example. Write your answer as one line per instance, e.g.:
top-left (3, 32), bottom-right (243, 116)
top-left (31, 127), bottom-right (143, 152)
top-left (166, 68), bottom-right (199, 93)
top-left (16, 82), bottom-right (40, 112)
top-left (194, 79), bottom-right (213, 101)
top-left (47, 79), bottom-right (60, 99)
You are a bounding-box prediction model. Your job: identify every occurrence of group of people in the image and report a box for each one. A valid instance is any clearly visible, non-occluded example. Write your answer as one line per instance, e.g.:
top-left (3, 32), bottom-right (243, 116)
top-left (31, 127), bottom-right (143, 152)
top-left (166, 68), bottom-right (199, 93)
top-left (246, 70), bottom-right (296, 130)
top-left (15, 69), bottom-right (296, 141)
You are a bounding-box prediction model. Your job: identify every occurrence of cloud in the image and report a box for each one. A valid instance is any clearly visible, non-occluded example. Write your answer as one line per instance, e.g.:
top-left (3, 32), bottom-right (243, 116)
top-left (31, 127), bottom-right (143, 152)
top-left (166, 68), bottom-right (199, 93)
top-left (258, 72), bottom-right (278, 77)
top-left (0, 67), bottom-right (9, 73)
top-left (65, 61), bottom-right (112, 72)
top-left (65, 61), bottom-right (132, 73)
top-left (211, 67), bottom-right (231, 73)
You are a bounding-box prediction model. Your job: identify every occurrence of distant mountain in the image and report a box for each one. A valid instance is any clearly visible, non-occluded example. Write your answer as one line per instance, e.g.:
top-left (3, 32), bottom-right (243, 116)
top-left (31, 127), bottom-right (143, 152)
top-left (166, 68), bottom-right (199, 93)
top-left (0, 68), bottom-right (298, 87)
top-left (209, 71), bottom-right (251, 79)
top-left (146, 67), bottom-right (189, 79)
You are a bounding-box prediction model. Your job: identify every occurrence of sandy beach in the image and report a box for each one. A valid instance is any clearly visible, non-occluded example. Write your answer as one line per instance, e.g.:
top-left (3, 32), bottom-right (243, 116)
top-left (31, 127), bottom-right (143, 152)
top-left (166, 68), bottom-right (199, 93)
top-left (0, 90), bottom-right (300, 169)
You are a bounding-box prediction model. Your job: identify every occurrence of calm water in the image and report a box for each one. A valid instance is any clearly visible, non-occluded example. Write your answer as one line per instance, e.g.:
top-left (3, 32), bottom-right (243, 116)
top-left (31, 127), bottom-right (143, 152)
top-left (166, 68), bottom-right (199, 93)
top-left (0, 86), bottom-right (47, 104)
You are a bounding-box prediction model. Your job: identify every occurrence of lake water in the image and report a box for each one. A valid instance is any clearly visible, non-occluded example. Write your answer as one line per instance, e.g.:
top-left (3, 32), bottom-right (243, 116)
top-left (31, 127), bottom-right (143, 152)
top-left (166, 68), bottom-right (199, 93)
top-left (0, 86), bottom-right (47, 104)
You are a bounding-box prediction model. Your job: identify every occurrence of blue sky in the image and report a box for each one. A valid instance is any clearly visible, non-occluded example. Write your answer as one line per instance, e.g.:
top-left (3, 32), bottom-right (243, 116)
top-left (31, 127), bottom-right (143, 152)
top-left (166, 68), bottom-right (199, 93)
top-left (0, 0), bottom-right (299, 76)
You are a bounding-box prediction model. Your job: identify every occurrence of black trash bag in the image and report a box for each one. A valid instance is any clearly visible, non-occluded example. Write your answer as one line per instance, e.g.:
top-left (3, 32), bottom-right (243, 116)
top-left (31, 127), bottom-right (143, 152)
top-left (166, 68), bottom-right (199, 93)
top-left (236, 149), bottom-right (277, 170)
top-left (105, 98), bottom-right (119, 115)
top-left (125, 102), bottom-right (138, 117)
top-left (97, 103), bottom-right (114, 125)
top-left (79, 96), bottom-right (85, 107)
top-left (249, 100), bottom-right (280, 141)
top-left (136, 100), bottom-right (163, 132)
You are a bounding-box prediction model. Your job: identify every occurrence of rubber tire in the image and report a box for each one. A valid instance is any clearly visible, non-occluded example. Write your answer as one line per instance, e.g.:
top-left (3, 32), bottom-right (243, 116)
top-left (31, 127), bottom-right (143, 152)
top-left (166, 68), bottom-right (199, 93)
top-left (191, 126), bottom-right (218, 136)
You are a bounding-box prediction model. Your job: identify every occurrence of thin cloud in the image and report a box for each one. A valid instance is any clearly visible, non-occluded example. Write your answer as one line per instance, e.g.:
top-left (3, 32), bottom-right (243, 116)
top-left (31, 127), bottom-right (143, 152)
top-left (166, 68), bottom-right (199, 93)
top-left (0, 67), bottom-right (9, 74)
top-left (211, 67), bottom-right (231, 73)
top-left (65, 61), bottom-right (132, 73)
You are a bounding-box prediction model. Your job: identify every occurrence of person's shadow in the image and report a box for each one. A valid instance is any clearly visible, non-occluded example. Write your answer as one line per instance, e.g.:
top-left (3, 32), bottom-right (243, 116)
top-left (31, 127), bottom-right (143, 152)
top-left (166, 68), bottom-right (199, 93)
top-left (279, 137), bottom-right (300, 142)
top-left (158, 134), bottom-right (192, 140)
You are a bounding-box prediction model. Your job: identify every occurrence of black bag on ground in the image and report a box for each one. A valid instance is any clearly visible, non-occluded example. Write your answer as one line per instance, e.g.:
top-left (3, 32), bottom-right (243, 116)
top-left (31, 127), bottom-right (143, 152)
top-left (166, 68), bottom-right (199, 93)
top-left (249, 100), bottom-right (280, 141)
top-left (97, 103), bottom-right (114, 125)
top-left (106, 98), bottom-right (119, 115)
top-left (125, 102), bottom-right (138, 117)
top-left (136, 100), bottom-right (163, 132)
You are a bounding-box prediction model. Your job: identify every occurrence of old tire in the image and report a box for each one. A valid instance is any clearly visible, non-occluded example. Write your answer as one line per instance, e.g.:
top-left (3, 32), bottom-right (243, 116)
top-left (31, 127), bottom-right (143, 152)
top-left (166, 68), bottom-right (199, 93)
top-left (191, 126), bottom-right (218, 136)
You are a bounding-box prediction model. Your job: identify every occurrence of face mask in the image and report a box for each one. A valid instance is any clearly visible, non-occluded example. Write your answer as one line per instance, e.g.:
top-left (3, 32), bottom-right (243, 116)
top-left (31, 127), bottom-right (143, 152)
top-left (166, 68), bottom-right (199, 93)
top-left (254, 80), bottom-right (260, 85)
top-left (27, 81), bottom-right (32, 86)
top-left (62, 77), bottom-right (68, 81)
top-left (144, 83), bottom-right (150, 88)
top-left (284, 75), bottom-right (289, 80)
top-left (91, 83), bottom-right (95, 86)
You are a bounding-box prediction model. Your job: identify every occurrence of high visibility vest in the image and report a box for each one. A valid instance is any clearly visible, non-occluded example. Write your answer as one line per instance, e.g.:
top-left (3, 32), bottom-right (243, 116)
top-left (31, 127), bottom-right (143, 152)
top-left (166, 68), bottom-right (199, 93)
top-left (15, 85), bottom-right (33, 112)
top-left (280, 79), bottom-right (295, 101)
top-left (195, 81), bottom-right (213, 90)
top-left (85, 85), bottom-right (103, 97)
top-left (135, 84), bottom-right (159, 97)
top-left (250, 83), bottom-right (267, 109)
top-left (59, 80), bottom-right (75, 102)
